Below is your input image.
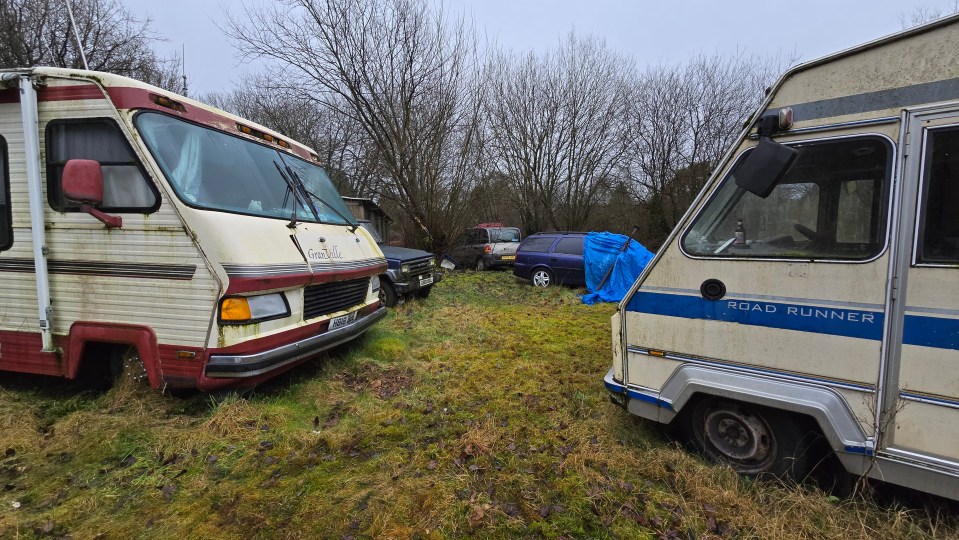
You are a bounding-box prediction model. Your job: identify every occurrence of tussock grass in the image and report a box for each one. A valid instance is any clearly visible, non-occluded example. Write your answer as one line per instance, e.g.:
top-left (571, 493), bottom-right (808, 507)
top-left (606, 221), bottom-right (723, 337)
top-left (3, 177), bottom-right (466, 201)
top-left (0, 270), bottom-right (956, 539)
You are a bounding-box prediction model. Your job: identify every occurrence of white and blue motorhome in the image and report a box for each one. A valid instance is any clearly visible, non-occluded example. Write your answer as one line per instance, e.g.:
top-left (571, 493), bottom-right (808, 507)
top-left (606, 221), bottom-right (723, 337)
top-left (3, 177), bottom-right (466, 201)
top-left (606, 16), bottom-right (959, 500)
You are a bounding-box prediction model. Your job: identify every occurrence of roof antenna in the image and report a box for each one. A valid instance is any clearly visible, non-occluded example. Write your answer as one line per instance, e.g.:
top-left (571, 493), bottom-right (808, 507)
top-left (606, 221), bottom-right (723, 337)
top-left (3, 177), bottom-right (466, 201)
top-left (64, 0), bottom-right (89, 70)
top-left (181, 43), bottom-right (188, 96)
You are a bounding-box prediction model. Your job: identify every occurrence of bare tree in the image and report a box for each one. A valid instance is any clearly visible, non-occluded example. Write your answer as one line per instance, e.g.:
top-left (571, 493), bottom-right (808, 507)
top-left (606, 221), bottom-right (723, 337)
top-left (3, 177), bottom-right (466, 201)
top-left (624, 52), bottom-right (786, 246)
top-left (226, 0), bottom-right (484, 251)
top-left (486, 32), bottom-right (632, 234)
top-left (899, 2), bottom-right (959, 28)
top-left (0, 0), bottom-right (186, 93)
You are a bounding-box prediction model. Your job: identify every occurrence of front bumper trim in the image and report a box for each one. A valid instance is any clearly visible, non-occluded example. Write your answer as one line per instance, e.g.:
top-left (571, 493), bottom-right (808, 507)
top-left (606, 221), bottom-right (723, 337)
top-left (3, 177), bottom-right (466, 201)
top-left (206, 307), bottom-right (387, 378)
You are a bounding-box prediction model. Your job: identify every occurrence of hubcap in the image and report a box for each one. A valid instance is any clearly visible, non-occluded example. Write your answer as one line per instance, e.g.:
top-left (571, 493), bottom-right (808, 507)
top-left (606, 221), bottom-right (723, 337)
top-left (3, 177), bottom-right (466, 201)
top-left (532, 270), bottom-right (550, 287)
top-left (703, 407), bottom-right (772, 464)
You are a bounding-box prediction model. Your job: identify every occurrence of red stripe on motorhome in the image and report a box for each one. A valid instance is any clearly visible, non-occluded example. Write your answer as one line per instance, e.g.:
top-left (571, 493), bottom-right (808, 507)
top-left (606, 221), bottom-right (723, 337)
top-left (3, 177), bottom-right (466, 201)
top-left (0, 88), bottom-right (18, 104)
top-left (224, 263), bottom-right (387, 294)
top-left (40, 84), bottom-right (105, 101)
top-left (0, 83), bottom-right (104, 104)
top-left (0, 330), bottom-right (66, 377)
top-left (104, 87), bottom-right (315, 161)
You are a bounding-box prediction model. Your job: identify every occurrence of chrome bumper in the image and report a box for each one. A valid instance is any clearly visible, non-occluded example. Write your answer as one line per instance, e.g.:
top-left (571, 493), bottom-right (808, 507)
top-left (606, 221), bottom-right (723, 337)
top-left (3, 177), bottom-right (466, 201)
top-left (205, 307), bottom-right (387, 378)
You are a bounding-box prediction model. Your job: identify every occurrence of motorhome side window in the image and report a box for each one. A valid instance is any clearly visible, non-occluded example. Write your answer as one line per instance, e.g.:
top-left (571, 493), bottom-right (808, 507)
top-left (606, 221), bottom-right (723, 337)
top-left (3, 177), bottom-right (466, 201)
top-left (0, 136), bottom-right (10, 251)
top-left (682, 136), bottom-right (891, 261)
top-left (917, 127), bottom-right (959, 264)
top-left (46, 119), bottom-right (158, 212)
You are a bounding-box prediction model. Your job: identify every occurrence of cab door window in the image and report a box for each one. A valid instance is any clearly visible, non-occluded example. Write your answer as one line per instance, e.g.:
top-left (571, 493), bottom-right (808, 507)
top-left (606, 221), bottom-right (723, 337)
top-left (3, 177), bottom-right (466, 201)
top-left (0, 136), bottom-right (10, 250)
top-left (682, 136), bottom-right (891, 261)
top-left (46, 119), bottom-right (158, 212)
top-left (916, 127), bottom-right (959, 264)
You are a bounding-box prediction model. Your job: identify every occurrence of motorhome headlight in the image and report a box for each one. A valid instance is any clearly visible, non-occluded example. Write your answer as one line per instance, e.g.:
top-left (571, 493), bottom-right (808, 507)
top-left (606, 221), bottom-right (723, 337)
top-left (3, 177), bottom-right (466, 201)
top-left (371, 275), bottom-right (381, 292)
top-left (401, 263), bottom-right (410, 275)
top-left (220, 293), bottom-right (290, 324)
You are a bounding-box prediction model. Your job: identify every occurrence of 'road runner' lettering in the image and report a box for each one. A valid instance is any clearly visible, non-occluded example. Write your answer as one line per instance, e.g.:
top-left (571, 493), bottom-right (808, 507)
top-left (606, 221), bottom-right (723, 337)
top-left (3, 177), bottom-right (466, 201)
top-left (727, 300), bottom-right (876, 324)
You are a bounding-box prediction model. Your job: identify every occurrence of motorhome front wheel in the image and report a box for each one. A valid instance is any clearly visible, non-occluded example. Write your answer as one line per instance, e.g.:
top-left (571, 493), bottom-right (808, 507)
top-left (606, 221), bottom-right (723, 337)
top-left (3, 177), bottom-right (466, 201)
top-left (686, 399), bottom-right (814, 480)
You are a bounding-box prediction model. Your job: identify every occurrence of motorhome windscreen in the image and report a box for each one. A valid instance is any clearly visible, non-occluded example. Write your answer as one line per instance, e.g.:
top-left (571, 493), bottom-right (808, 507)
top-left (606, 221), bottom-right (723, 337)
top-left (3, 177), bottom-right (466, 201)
top-left (682, 136), bottom-right (891, 261)
top-left (135, 112), bottom-right (354, 225)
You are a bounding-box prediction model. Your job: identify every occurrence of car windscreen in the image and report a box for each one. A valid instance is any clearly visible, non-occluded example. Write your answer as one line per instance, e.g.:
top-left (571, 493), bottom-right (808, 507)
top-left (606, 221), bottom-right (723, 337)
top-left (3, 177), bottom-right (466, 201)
top-left (494, 228), bottom-right (521, 242)
top-left (135, 112), bottom-right (355, 225)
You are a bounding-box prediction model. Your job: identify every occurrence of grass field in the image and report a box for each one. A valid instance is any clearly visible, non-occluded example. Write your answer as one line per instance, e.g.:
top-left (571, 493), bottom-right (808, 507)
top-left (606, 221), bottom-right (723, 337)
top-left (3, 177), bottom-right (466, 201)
top-left (0, 271), bottom-right (956, 539)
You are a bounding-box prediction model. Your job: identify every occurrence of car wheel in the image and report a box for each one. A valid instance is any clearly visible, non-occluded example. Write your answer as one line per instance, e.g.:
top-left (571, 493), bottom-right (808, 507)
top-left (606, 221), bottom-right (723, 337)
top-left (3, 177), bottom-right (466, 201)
top-left (475, 258), bottom-right (488, 271)
top-left (379, 281), bottom-right (398, 307)
top-left (683, 398), bottom-right (816, 480)
top-left (531, 268), bottom-right (553, 287)
top-left (415, 286), bottom-right (432, 299)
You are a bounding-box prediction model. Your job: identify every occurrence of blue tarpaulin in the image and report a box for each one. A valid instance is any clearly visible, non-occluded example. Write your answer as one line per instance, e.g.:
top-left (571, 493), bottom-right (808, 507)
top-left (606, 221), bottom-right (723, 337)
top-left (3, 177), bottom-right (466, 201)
top-left (581, 232), bottom-right (654, 305)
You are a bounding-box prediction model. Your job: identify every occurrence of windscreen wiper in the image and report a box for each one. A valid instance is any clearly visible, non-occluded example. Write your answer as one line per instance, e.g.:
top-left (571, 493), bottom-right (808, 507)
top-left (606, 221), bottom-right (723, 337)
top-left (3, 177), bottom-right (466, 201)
top-left (285, 166), bottom-right (359, 233)
top-left (274, 161), bottom-right (307, 228)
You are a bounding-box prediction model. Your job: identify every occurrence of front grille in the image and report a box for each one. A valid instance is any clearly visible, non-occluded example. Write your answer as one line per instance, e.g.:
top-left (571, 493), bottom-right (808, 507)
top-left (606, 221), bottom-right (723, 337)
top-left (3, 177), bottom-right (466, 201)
top-left (303, 277), bottom-right (370, 320)
top-left (408, 258), bottom-right (432, 276)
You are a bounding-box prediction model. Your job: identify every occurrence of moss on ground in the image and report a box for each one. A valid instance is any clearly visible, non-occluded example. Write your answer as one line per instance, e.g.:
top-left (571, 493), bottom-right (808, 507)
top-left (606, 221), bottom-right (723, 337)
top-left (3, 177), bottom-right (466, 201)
top-left (0, 271), bottom-right (956, 539)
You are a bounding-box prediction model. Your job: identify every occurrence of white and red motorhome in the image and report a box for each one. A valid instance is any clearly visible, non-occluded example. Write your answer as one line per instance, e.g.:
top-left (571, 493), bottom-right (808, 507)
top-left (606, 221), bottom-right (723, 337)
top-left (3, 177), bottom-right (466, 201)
top-left (0, 67), bottom-right (387, 391)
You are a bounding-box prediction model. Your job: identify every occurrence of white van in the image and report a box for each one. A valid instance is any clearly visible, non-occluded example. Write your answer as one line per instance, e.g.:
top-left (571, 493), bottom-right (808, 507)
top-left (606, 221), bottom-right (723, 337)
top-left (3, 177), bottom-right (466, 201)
top-left (0, 68), bottom-right (386, 391)
top-left (606, 16), bottom-right (959, 500)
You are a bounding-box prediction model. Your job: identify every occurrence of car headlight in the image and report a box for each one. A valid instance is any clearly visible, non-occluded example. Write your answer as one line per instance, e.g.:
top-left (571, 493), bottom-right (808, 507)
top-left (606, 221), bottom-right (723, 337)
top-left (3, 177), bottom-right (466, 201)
top-left (429, 258), bottom-right (435, 268)
top-left (220, 292), bottom-right (289, 324)
top-left (401, 263), bottom-right (410, 275)
top-left (371, 275), bottom-right (381, 292)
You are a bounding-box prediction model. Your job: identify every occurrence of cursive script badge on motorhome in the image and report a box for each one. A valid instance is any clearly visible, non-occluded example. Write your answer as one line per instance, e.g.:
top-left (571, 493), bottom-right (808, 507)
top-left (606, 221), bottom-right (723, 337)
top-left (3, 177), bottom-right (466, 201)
top-left (293, 231), bottom-right (353, 266)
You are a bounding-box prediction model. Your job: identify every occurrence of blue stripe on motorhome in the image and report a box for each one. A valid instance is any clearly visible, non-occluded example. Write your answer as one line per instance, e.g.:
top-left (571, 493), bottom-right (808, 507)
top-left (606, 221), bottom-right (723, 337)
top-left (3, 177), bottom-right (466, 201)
top-left (604, 379), bottom-right (672, 410)
top-left (628, 291), bottom-right (959, 350)
top-left (788, 77), bottom-right (959, 121)
top-left (902, 314), bottom-right (959, 350)
top-left (626, 291), bottom-right (884, 341)
top-left (843, 445), bottom-right (874, 456)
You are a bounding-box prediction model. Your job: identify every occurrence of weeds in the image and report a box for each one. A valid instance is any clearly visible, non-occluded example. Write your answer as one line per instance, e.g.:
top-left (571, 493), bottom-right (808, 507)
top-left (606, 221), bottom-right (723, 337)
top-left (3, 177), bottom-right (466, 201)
top-left (0, 271), bottom-right (955, 539)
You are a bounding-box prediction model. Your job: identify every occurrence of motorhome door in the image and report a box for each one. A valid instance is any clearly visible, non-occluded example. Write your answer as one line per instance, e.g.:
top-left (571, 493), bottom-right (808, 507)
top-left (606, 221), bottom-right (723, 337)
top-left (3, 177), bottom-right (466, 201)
top-left (880, 106), bottom-right (959, 468)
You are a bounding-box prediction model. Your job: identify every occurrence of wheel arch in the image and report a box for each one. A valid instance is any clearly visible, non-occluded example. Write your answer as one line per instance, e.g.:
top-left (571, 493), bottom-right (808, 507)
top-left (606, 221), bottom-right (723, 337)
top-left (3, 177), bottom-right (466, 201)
top-left (653, 365), bottom-right (872, 460)
top-left (66, 322), bottom-right (161, 387)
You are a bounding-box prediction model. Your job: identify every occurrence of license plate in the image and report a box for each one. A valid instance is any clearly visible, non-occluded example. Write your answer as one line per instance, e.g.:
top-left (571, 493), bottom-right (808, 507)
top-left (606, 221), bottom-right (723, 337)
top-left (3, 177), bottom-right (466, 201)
top-left (502, 255), bottom-right (516, 261)
top-left (328, 310), bottom-right (358, 331)
top-left (419, 275), bottom-right (434, 287)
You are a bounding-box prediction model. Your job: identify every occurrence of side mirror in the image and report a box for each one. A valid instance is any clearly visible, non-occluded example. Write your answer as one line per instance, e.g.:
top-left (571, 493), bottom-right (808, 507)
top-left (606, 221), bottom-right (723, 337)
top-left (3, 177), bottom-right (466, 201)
top-left (734, 137), bottom-right (799, 198)
top-left (62, 159), bottom-right (122, 228)
top-left (63, 159), bottom-right (104, 204)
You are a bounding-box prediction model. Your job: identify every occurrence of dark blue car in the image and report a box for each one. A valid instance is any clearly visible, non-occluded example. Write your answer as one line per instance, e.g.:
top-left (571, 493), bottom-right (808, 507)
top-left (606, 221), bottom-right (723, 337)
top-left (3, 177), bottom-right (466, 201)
top-left (513, 232), bottom-right (587, 287)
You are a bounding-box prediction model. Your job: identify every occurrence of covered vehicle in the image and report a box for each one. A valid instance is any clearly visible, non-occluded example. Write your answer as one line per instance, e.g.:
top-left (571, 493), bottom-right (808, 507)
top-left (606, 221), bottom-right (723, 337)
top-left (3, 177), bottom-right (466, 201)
top-left (357, 220), bottom-right (441, 306)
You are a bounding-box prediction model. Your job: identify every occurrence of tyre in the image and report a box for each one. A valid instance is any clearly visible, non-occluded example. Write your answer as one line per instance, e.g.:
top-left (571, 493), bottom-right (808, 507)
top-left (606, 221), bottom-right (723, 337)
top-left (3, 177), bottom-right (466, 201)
top-left (682, 398), bottom-right (816, 480)
top-left (379, 281), bottom-right (398, 307)
top-left (475, 257), bottom-right (488, 271)
top-left (415, 286), bottom-right (432, 299)
top-left (531, 267), bottom-right (553, 288)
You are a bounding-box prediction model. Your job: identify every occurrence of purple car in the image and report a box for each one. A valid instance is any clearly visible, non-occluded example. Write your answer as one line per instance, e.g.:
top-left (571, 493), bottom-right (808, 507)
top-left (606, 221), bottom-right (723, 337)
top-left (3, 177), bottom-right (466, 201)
top-left (512, 232), bottom-right (587, 287)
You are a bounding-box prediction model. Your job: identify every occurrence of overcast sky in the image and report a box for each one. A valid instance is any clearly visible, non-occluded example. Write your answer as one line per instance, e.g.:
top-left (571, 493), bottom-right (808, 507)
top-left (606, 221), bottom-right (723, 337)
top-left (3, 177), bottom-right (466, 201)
top-left (124, 0), bottom-right (957, 96)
